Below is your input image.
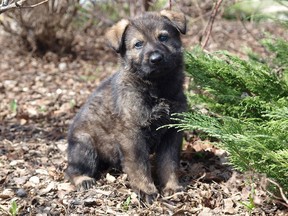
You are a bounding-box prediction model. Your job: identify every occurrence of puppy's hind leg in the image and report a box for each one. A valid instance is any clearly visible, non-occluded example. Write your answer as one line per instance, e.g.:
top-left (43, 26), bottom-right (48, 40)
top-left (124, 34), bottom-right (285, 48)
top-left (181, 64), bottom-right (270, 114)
top-left (66, 133), bottom-right (98, 191)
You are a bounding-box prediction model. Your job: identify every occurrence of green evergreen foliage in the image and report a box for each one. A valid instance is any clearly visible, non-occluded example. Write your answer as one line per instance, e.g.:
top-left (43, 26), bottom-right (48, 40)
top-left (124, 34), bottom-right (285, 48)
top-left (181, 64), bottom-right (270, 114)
top-left (185, 47), bottom-right (288, 119)
top-left (170, 39), bottom-right (288, 193)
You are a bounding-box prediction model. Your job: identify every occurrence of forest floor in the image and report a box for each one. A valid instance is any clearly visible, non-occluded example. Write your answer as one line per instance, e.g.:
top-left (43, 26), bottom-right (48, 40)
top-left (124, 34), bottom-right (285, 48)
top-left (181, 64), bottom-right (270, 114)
top-left (0, 9), bottom-right (288, 216)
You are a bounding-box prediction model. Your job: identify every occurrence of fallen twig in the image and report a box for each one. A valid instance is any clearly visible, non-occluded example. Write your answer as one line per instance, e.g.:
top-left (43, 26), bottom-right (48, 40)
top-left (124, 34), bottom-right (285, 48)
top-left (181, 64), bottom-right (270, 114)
top-left (266, 178), bottom-right (288, 206)
top-left (161, 191), bottom-right (186, 200)
top-left (195, 172), bottom-right (206, 182)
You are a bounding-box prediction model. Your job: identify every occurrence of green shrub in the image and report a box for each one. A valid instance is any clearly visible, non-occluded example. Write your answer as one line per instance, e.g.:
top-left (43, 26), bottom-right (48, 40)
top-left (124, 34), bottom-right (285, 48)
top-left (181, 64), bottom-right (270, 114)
top-left (168, 39), bottom-right (288, 194)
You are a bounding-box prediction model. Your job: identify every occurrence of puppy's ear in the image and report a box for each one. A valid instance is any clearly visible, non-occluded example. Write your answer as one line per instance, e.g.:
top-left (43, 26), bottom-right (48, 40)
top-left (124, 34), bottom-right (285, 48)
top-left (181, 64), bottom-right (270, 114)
top-left (160, 10), bottom-right (186, 34)
top-left (105, 19), bottom-right (129, 53)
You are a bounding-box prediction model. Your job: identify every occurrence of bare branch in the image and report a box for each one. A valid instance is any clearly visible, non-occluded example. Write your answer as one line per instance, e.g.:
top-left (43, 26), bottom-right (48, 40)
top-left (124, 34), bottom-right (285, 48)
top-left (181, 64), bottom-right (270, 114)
top-left (267, 178), bottom-right (288, 205)
top-left (201, 0), bottom-right (224, 49)
top-left (22, 0), bottom-right (48, 8)
top-left (0, 0), bottom-right (48, 14)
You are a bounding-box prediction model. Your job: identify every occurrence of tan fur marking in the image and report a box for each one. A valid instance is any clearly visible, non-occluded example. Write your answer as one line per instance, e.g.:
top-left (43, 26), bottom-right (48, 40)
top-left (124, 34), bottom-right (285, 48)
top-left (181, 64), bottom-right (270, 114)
top-left (105, 19), bottom-right (130, 52)
top-left (160, 10), bottom-right (186, 34)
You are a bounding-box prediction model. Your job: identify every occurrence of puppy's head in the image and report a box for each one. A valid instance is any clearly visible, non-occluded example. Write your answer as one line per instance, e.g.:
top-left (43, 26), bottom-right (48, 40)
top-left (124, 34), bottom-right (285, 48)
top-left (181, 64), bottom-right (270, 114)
top-left (105, 10), bottom-right (186, 79)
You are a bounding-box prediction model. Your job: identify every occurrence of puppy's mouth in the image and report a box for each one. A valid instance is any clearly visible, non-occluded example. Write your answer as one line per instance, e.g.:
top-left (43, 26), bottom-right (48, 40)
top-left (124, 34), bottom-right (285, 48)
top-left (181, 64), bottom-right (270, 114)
top-left (140, 54), bottom-right (182, 78)
top-left (142, 65), bottom-right (169, 78)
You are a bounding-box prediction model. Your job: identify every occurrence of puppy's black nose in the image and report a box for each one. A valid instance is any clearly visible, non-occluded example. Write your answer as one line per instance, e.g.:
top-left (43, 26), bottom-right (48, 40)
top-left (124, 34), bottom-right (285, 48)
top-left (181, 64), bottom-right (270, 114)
top-left (149, 52), bottom-right (164, 64)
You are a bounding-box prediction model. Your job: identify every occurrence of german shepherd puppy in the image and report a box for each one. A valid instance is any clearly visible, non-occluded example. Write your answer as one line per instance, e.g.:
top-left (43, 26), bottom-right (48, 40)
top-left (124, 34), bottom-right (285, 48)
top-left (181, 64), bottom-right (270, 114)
top-left (66, 10), bottom-right (187, 202)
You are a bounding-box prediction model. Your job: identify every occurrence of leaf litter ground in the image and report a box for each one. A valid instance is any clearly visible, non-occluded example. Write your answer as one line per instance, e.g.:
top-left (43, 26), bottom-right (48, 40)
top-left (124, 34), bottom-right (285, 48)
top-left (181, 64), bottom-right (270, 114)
top-left (0, 19), bottom-right (287, 215)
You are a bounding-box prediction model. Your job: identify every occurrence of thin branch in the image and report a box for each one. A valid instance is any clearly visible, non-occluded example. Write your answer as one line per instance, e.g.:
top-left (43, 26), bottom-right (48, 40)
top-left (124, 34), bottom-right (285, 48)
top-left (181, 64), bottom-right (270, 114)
top-left (0, 0), bottom-right (48, 14)
top-left (266, 189), bottom-right (288, 208)
top-left (267, 178), bottom-right (288, 205)
top-left (201, 0), bottom-right (224, 49)
top-left (19, 0), bottom-right (48, 8)
top-left (161, 191), bottom-right (186, 200)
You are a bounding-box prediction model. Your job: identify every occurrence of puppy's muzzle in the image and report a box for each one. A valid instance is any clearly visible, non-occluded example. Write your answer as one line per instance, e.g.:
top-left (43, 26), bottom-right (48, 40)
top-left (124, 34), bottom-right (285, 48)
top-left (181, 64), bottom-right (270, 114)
top-left (149, 52), bottom-right (164, 65)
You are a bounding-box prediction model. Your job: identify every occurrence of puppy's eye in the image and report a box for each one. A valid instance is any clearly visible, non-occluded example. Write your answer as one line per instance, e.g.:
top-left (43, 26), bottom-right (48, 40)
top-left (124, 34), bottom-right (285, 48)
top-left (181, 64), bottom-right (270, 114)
top-left (158, 34), bottom-right (168, 42)
top-left (134, 41), bottom-right (144, 49)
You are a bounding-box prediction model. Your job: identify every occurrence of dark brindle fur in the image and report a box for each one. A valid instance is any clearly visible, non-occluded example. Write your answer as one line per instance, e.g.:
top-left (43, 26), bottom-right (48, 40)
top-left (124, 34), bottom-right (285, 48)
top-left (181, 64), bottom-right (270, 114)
top-left (66, 10), bottom-right (187, 202)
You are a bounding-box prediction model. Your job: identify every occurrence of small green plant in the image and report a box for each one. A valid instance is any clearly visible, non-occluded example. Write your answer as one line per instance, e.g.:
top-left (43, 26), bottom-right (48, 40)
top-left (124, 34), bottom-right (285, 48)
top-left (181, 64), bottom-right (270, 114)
top-left (239, 177), bottom-right (256, 214)
top-left (70, 99), bottom-right (76, 109)
top-left (240, 194), bottom-right (256, 214)
top-left (10, 99), bottom-right (17, 113)
top-left (38, 105), bottom-right (47, 113)
top-left (122, 195), bottom-right (131, 211)
top-left (80, 75), bottom-right (97, 82)
top-left (9, 200), bottom-right (18, 216)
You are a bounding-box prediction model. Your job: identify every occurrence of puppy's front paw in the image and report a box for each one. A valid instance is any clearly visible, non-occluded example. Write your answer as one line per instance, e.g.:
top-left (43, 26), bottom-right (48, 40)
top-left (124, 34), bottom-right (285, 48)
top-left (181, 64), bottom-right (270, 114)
top-left (151, 101), bottom-right (170, 121)
top-left (133, 182), bottom-right (159, 204)
top-left (141, 192), bottom-right (158, 205)
top-left (162, 184), bottom-right (183, 197)
top-left (73, 176), bottom-right (96, 191)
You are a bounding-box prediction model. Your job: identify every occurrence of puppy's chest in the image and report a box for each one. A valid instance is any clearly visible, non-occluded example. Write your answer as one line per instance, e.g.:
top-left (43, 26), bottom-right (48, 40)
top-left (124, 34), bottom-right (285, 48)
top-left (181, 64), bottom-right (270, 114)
top-left (144, 90), bottom-right (171, 125)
